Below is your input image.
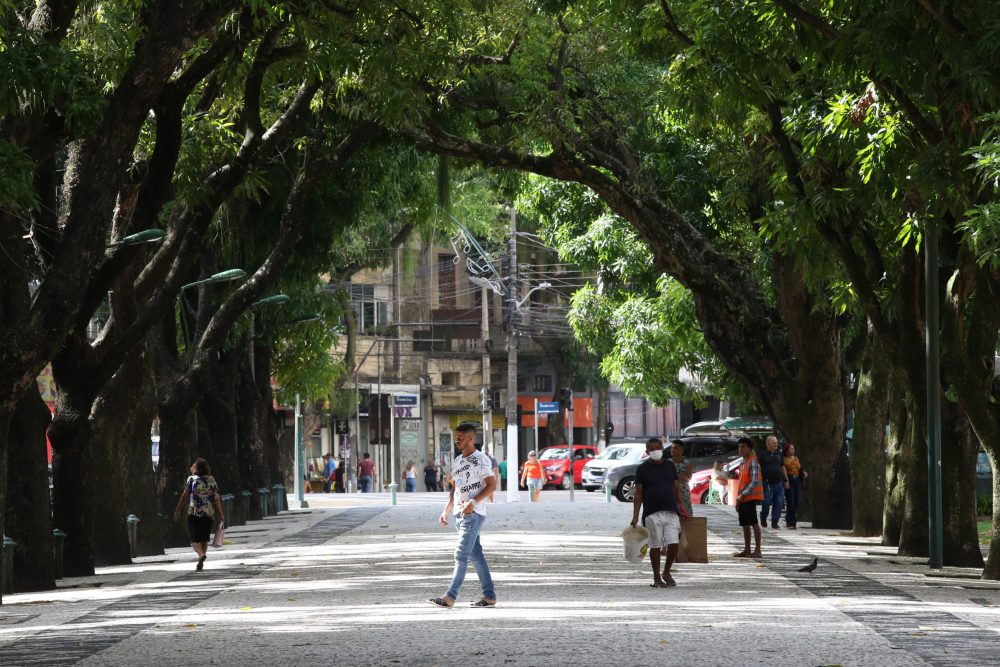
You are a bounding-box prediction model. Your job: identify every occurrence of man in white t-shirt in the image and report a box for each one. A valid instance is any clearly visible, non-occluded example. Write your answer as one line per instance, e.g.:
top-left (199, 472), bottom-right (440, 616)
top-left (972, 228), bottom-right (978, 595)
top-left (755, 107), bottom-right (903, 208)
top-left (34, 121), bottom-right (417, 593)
top-left (428, 422), bottom-right (497, 608)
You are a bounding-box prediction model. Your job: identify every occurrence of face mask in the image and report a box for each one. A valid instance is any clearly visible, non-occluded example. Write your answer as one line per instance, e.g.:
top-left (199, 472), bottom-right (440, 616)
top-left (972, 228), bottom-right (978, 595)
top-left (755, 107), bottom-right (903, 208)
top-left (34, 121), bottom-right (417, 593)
top-left (648, 450), bottom-right (663, 461)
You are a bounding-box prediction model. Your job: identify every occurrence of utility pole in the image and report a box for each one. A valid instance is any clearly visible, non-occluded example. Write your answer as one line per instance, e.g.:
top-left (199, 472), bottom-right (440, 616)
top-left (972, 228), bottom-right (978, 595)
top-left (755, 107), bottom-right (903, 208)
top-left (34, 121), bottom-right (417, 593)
top-left (480, 283), bottom-right (493, 454)
top-left (505, 208), bottom-right (519, 502)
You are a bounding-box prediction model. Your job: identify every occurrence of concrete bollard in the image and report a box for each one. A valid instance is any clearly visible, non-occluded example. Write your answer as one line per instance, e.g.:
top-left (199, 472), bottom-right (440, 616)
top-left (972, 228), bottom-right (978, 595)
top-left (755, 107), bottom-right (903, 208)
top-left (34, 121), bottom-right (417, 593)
top-left (126, 515), bottom-right (140, 558)
top-left (271, 484), bottom-right (286, 513)
top-left (388, 482), bottom-right (398, 506)
top-left (240, 490), bottom-right (253, 523)
top-left (603, 478), bottom-right (613, 503)
top-left (2, 536), bottom-right (16, 594)
top-left (257, 488), bottom-right (270, 518)
top-left (52, 529), bottom-right (67, 579)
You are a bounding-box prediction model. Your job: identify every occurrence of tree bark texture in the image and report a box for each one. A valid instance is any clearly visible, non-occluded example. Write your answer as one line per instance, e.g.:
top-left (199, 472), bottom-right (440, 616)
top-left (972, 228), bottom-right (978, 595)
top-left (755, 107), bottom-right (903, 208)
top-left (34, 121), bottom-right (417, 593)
top-left (111, 347), bottom-right (163, 557)
top-left (47, 389), bottom-right (95, 577)
top-left (850, 326), bottom-right (889, 536)
top-left (197, 347), bottom-right (242, 497)
top-left (5, 389), bottom-right (56, 592)
top-left (898, 392), bottom-right (929, 558)
top-left (881, 383), bottom-right (908, 547)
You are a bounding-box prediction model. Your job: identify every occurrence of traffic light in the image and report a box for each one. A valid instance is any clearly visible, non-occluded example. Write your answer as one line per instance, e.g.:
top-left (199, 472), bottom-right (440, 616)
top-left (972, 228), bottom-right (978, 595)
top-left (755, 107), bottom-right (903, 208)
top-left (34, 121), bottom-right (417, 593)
top-left (480, 387), bottom-right (493, 411)
top-left (559, 387), bottom-right (573, 411)
top-left (604, 421), bottom-right (614, 440)
top-left (516, 403), bottom-right (524, 427)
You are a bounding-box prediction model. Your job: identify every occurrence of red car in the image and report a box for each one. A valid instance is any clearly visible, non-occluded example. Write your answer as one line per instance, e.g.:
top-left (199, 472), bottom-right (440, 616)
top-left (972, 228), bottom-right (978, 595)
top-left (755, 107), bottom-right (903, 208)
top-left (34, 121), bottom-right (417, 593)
top-left (522, 445), bottom-right (597, 490)
top-left (690, 456), bottom-right (742, 504)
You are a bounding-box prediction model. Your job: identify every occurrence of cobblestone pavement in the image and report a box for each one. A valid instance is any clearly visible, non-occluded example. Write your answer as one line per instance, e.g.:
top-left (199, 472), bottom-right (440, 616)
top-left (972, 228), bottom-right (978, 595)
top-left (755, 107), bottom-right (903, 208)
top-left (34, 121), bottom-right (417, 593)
top-left (1, 491), bottom-right (998, 666)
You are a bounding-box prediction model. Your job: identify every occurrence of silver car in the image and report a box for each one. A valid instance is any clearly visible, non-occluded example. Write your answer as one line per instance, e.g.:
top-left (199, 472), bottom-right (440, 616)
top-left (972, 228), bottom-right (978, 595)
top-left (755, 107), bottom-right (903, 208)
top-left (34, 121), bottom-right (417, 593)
top-left (581, 442), bottom-right (647, 491)
top-left (587, 443), bottom-right (649, 500)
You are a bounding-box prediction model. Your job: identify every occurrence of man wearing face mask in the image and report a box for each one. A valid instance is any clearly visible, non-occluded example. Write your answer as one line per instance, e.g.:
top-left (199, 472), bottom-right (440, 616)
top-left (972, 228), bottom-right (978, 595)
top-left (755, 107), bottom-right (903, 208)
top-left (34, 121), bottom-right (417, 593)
top-left (630, 437), bottom-right (688, 588)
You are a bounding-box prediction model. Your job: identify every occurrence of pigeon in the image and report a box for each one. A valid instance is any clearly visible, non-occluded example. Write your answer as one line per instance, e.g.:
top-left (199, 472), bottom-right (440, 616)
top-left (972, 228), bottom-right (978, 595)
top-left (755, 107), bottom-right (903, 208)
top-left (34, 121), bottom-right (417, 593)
top-left (798, 557), bottom-right (819, 573)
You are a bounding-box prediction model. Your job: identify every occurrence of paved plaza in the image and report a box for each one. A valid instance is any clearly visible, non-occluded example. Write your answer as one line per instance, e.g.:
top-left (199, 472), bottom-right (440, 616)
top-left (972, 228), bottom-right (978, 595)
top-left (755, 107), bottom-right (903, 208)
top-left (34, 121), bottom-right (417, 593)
top-left (2, 491), bottom-right (1000, 666)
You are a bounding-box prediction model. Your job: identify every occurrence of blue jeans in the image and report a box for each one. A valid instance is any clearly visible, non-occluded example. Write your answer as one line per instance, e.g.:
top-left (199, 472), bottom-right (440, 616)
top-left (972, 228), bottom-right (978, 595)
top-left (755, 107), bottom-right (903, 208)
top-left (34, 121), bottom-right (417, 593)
top-left (405, 478), bottom-right (416, 492)
top-left (760, 481), bottom-right (785, 527)
top-left (445, 512), bottom-right (495, 602)
top-left (785, 477), bottom-right (801, 526)
top-left (360, 475), bottom-right (372, 493)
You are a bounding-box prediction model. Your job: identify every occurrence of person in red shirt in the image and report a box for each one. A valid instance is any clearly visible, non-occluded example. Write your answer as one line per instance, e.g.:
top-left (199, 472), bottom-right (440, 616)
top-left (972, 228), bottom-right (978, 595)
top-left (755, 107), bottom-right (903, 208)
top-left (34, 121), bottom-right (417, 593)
top-left (358, 453), bottom-right (377, 493)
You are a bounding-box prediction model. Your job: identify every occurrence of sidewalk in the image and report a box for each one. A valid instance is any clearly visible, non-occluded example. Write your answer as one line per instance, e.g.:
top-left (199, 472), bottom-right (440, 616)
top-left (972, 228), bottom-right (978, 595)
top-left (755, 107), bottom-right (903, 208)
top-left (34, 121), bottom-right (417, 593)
top-left (1, 493), bottom-right (999, 666)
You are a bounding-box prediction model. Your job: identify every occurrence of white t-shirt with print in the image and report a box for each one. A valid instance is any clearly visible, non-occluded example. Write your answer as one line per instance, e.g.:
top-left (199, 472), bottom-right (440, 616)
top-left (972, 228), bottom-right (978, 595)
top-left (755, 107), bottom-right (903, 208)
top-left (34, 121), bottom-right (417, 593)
top-left (452, 450), bottom-right (494, 516)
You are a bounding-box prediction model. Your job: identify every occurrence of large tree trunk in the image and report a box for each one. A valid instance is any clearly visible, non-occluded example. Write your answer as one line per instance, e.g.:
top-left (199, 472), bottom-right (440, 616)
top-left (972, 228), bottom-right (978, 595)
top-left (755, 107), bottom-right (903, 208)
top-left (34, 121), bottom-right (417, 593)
top-left (898, 391), bottom-right (929, 557)
top-left (114, 347), bottom-right (163, 557)
top-left (47, 391), bottom-right (96, 577)
top-left (851, 325), bottom-right (889, 536)
top-left (882, 382), bottom-right (908, 546)
top-left (89, 346), bottom-right (159, 564)
top-left (941, 402), bottom-right (984, 567)
top-left (237, 348), bottom-right (271, 494)
top-left (156, 402), bottom-right (198, 548)
top-left (5, 389), bottom-right (56, 591)
top-left (197, 347), bottom-right (242, 495)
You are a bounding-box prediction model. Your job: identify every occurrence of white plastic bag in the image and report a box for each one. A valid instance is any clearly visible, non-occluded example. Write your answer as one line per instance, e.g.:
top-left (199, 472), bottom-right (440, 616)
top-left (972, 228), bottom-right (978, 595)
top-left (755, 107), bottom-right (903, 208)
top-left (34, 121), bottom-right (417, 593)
top-left (211, 521), bottom-right (225, 548)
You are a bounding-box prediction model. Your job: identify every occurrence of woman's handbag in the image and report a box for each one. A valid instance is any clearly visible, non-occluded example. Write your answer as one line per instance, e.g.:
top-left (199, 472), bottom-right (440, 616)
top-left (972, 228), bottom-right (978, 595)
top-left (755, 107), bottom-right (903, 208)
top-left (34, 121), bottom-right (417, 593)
top-left (211, 521), bottom-right (225, 548)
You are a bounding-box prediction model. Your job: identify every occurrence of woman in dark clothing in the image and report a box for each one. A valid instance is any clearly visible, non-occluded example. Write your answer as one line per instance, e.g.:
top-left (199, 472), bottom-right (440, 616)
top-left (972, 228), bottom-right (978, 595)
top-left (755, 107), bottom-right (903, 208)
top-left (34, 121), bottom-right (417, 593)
top-left (173, 458), bottom-right (224, 571)
top-left (424, 461), bottom-right (439, 492)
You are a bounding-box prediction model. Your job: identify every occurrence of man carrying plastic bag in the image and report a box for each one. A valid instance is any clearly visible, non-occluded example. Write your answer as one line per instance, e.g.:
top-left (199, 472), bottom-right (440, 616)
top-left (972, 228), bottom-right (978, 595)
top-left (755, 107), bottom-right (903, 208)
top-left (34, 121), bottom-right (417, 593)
top-left (629, 438), bottom-right (688, 587)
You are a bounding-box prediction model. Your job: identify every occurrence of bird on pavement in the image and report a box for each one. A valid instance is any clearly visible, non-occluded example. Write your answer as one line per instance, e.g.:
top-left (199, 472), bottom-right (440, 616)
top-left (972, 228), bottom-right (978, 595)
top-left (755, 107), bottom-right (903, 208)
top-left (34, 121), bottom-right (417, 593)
top-left (798, 557), bottom-right (819, 573)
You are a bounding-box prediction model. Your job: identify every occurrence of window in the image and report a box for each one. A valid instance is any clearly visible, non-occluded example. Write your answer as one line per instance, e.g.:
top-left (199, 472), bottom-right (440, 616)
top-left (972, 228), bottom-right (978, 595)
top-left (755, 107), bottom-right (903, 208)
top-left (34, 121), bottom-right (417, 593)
top-left (438, 254), bottom-right (456, 307)
top-left (350, 284), bottom-right (385, 334)
top-left (533, 374), bottom-right (552, 393)
top-left (442, 372), bottom-right (459, 386)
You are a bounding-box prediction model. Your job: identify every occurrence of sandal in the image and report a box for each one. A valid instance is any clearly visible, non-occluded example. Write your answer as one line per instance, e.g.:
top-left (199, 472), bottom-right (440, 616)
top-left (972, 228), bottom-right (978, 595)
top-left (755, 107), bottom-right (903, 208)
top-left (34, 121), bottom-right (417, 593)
top-left (470, 598), bottom-right (497, 607)
top-left (196, 555), bottom-right (206, 571)
top-left (428, 597), bottom-right (454, 608)
top-left (732, 551), bottom-right (751, 558)
top-left (649, 581), bottom-right (668, 588)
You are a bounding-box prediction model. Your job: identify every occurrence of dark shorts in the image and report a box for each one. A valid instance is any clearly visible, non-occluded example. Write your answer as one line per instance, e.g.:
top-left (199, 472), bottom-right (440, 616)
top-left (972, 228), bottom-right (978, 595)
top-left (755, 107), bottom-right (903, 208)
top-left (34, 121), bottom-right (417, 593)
top-left (188, 514), bottom-right (213, 543)
top-left (737, 501), bottom-right (760, 526)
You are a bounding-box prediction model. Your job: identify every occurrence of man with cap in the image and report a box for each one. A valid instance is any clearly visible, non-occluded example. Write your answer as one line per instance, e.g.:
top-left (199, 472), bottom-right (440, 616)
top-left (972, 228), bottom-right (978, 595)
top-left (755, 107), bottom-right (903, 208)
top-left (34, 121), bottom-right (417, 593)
top-left (428, 421), bottom-right (497, 608)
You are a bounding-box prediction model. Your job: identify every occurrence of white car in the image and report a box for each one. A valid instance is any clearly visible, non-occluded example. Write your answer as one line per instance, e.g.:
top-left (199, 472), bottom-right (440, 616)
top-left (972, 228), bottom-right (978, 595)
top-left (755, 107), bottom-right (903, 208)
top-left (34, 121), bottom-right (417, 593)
top-left (581, 442), bottom-right (647, 492)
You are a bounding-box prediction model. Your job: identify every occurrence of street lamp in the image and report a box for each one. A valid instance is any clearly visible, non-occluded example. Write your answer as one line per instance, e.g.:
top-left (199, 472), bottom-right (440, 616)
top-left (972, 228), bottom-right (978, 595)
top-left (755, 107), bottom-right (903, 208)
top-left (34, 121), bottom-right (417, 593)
top-left (515, 281), bottom-right (551, 309)
top-left (251, 294), bottom-right (291, 308)
top-left (105, 228), bottom-right (167, 249)
top-left (181, 268), bottom-right (248, 291)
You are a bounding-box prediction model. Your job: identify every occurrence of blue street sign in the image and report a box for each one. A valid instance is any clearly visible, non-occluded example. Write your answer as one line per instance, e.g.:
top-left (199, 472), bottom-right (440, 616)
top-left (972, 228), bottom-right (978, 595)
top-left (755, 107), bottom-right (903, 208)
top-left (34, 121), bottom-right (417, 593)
top-left (536, 401), bottom-right (560, 414)
top-left (394, 394), bottom-right (418, 406)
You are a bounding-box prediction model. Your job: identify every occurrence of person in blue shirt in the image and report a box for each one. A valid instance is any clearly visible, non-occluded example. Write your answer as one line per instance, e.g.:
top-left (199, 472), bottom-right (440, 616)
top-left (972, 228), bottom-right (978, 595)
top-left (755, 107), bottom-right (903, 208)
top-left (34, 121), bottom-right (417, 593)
top-left (323, 454), bottom-right (337, 493)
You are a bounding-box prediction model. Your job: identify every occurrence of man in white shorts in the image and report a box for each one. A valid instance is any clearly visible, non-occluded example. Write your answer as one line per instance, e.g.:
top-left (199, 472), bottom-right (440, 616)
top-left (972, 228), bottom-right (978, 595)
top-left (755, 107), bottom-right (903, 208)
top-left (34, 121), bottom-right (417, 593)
top-left (630, 437), bottom-right (688, 587)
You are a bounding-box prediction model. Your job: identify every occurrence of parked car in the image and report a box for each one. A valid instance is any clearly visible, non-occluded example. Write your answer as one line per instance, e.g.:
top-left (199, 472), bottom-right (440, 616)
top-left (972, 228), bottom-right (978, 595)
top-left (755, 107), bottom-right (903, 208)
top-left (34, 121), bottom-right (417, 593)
top-left (673, 435), bottom-right (741, 474)
top-left (581, 442), bottom-right (647, 492)
top-left (605, 436), bottom-right (741, 502)
top-left (689, 456), bottom-right (744, 505)
top-left (528, 444), bottom-right (598, 489)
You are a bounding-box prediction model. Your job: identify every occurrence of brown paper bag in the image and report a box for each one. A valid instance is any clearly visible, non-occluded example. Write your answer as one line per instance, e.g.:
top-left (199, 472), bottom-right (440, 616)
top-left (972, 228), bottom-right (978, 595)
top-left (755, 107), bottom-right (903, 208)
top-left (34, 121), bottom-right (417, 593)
top-left (676, 516), bottom-right (708, 563)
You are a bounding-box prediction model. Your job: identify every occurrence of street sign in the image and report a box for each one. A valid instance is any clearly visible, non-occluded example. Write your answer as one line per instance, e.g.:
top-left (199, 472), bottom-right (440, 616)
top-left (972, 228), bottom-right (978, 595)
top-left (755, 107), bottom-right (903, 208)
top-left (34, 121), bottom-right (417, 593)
top-left (536, 401), bottom-right (560, 415)
top-left (394, 394), bottom-right (418, 406)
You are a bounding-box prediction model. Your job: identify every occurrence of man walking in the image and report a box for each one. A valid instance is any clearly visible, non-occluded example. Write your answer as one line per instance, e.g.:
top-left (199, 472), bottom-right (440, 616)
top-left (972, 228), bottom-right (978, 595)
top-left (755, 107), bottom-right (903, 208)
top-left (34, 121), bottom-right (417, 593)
top-left (734, 437), bottom-right (764, 558)
top-left (630, 437), bottom-right (687, 588)
top-left (428, 422), bottom-right (497, 608)
top-left (758, 435), bottom-right (788, 529)
top-left (358, 453), bottom-right (376, 493)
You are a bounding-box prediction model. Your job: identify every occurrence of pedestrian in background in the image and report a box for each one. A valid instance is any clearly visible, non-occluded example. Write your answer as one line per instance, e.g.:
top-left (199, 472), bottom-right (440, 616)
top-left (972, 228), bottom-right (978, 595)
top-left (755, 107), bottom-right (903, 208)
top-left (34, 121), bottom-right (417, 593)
top-left (358, 452), bottom-right (376, 493)
top-left (402, 461), bottom-right (417, 492)
top-left (734, 437), bottom-right (763, 558)
top-left (630, 437), bottom-right (687, 588)
top-left (758, 435), bottom-right (788, 529)
top-left (783, 442), bottom-right (807, 529)
top-left (173, 458), bottom-right (224, 571)
top-left (424, 461), bottom-right (439, 492)
top-left (669, 439), bottom-right (694, 516)
top-left (323, 453), bottom-right (337, 493)
top-left (520, 450), bottom-right (545, 501)
top-left (428, 422), bottom-right (497, 608)
top-left (334, 456), bottom-right (346, 492)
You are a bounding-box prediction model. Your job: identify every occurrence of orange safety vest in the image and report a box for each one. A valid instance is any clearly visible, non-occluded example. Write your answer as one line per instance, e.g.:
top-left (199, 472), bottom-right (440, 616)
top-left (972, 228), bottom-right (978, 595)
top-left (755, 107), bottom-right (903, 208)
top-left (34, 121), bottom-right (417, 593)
top-left (738, 454), bottom-right (764, 502)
